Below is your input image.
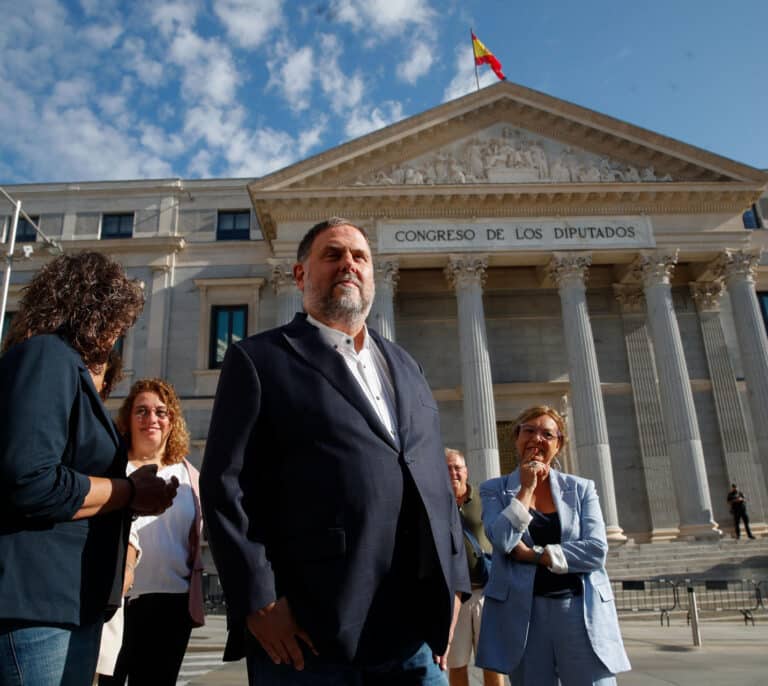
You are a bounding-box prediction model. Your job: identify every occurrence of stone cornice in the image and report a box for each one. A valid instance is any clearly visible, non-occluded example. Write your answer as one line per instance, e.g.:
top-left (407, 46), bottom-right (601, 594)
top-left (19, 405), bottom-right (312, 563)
top-left (60, 236), bottom-right (186, 254)
top-left (253, 184), bottom-right (761, 240)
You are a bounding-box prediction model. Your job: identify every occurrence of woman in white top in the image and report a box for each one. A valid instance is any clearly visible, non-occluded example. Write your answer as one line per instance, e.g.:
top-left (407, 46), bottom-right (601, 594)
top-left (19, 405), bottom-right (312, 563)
top-left (99, 378), bottom-right (205, 686)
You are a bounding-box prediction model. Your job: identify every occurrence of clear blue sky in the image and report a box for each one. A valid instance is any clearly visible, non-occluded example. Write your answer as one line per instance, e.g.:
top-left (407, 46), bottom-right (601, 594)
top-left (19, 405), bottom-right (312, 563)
top-left (1, 0), bottom-right (765, 184)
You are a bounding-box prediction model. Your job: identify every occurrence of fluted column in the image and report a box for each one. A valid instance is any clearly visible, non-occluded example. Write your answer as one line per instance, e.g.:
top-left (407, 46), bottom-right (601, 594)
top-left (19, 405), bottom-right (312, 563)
top-left (145, 265), bottom-right (170, 378)
top-left (614, 285), bottom-right (679, 541)
top-left (634, 251), bottom-right (719, 538)
top-left (691, 280), bottom-right (768, 535)
top-left (718, 251), bottom-right (768, 490)
top-left (445, 256), bottom-right (499, 482)
top-left (547, 253), bottom-right (624, 541)
top-left (269, 259), bottom-right (303, 326)
top-left (368, 259), bottom-right (399, 341)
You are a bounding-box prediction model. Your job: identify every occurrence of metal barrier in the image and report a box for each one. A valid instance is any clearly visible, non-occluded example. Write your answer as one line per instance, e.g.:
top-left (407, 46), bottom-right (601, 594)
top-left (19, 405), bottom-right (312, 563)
top-left (680, 579), bottom-right (760, 626)
top-left (753, 580), bottom-right (767, 612)
top-left (612, 579), bottom-right (679, 626)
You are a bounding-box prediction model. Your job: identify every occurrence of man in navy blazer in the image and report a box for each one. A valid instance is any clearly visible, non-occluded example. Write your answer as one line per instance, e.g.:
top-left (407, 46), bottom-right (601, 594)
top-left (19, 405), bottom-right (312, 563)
top-left (201, 218), bottom-right (470, 684)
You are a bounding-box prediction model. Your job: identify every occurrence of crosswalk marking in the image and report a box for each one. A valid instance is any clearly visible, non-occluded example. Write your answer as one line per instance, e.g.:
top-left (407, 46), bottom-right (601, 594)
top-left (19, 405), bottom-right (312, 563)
top-left (176, 650), bottom-right (225, 686)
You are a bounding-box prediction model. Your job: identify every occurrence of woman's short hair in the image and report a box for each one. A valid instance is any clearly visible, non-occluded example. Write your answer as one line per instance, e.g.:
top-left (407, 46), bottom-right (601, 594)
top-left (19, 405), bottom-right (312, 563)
top-left (512, 405), bottom-right (568, 455)
top-left (116, 378), bottom-right (190, 465)
top-left (2, 252), bottom-right (144, 368)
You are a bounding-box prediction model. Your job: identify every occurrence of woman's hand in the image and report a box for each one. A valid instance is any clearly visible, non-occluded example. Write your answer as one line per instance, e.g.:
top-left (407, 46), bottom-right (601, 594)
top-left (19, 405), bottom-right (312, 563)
top-left (520, 460), bottom-right (549, 489)
top-left (129, 465), bottom-right (178, 515)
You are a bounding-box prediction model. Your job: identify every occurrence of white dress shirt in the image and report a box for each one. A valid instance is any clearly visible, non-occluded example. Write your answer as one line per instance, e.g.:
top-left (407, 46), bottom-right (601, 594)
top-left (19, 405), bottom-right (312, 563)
top-left (306, 314), bottom-right (400, 448)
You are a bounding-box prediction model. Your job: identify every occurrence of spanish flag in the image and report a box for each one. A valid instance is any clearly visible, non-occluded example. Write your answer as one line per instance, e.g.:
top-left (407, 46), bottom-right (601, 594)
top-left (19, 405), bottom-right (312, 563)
top-left (471, 31), bottom-right (506, 81)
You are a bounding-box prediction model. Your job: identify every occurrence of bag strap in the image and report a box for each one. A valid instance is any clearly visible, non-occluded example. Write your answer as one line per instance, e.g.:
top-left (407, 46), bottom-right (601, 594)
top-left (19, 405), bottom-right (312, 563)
top-left (460, 515), bottom-right (486, 559)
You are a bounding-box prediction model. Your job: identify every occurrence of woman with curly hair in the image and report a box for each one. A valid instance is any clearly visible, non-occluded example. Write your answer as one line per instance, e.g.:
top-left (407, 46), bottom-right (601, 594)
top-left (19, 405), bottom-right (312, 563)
top-left (101, 378), bottom-right (205, 686)
top-left (0, 252), bottom-right (177, 686)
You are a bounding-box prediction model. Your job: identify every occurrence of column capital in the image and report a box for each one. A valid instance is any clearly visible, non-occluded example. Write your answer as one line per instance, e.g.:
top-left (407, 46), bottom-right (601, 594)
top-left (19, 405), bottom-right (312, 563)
top-left (613, 284), bottom-right (645, 314)
top-left (689, 281), bottom-right (724, 312)
top-left (631, 250), bottom-right (679, 287)
top-left (546, 252), bottom-right (591, 289)
top-left (444, 255), bottom-right (488, 290)
top-left (268, 258), bottom-right (298, 295)
top-left (716, 249), bottom-right (762, 285)
top-left (374, 259), bottom-right (400, 290)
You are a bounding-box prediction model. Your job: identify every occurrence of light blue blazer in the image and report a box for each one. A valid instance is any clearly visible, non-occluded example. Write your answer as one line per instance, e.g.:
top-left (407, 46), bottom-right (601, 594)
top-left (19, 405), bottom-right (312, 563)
top-left (475, 469), bottom-right (631, 676)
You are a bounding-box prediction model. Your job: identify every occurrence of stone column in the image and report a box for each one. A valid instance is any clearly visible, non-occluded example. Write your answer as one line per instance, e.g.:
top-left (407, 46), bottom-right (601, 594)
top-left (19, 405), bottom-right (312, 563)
top-left (445, 255), bottom-right (499, 482)
top-left (634, 251), bottom-right (719, 538)
top-left (368, 259), bottom-right (399, 341)
top-left (547, 254), bottom-right (624, 541)
top-left (269, 259), bottom-right (303, 326)
top-left (614, 285), bottom-right (680, 541)
top-left (719, 251), bottom-right (768, 490)
top-left (145, 264), bottom-right (170, 378)
top-left (691, 280), bottom-right (768, 535)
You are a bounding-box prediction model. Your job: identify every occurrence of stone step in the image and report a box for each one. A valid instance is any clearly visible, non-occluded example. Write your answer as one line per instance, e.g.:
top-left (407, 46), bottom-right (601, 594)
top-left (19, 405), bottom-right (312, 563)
top-left (605, 538), bottom-right (768, 580)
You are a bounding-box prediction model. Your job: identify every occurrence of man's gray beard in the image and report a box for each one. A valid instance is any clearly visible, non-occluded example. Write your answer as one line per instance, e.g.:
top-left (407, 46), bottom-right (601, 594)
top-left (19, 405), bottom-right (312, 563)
top-left (317, 290), bottom-right (372, 326)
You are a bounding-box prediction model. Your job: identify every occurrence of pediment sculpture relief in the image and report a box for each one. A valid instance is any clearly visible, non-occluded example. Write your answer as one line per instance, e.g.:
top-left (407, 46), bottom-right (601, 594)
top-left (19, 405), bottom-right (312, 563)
top-left (355, 126), bottom-right (673, 186)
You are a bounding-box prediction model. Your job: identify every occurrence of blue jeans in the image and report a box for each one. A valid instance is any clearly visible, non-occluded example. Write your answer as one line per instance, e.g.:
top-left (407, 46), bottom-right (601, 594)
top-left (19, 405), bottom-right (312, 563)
top-left (247, 641), bottom-right (448, 685)
top-left (0, 621), bottom-right (104, 686)
top-left (510, 595), bottom-right (616, 686)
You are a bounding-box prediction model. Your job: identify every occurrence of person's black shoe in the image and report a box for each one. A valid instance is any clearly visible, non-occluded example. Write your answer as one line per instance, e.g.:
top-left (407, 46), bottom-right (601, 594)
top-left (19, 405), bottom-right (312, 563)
top-left (748, 535), bottom-right (756, 539)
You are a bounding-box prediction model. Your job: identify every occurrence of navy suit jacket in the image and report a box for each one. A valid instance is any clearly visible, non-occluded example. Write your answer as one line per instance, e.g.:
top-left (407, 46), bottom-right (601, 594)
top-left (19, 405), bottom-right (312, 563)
top-left (201, 314), bottom-right (470, 661)
top-left (0, 335), bottom-right (129, 626)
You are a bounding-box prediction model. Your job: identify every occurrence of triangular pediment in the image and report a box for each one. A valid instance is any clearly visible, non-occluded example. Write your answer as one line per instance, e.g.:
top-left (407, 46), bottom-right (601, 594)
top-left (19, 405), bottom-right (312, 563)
top-left (249, 81), bottom-right (767, 193)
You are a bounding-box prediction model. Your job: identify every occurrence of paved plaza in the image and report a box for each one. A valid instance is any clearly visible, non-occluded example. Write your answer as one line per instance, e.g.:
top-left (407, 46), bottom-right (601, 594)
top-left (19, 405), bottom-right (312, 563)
top-left (183, 614), bottom-right (768, 685)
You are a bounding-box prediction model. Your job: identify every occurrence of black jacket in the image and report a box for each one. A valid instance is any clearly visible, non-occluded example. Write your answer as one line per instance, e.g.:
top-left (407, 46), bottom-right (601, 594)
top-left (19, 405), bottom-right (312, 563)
top-left (0, 334), bottom-right (129, 626)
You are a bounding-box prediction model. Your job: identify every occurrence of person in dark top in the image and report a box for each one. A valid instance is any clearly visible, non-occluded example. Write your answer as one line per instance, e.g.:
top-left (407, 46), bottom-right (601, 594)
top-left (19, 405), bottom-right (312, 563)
top-left (727, 484), bottom-right (755, 540)
top-left (476, 405), bottom-right (630, 685)
top-left (445, 448), bottom-right (504, 686)
top-left (0, 252), bottom-right (177, 686)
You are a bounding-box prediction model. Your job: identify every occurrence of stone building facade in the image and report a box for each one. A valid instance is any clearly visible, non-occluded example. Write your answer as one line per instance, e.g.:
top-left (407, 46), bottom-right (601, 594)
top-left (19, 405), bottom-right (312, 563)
top-left (3, 82), bottom-right (768, 545)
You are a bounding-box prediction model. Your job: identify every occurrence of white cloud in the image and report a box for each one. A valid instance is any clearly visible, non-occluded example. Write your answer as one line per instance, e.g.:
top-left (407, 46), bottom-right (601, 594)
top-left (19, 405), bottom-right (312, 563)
top-left (150, 0), bottom-right (200, 38)
top-left (396, 44), bottom-right (434, 84)
top-left (443, 43), bottom-right (496, 102)
top-left (182, 102), bottom-right (325, 178)
top-left (188, 149), bottom-right (213, 177)
top-left (297, 119), bottom-right (327, 156)
top-left (79, 23), bottom-right (124, 50)
top-left (267, 43), bottom-right (315, 112)
top-left (169, 28), bottom-right (240, 105)
top-left (51, 78), bottom-right (92, 107)
top-left (122, 37), bottom-right (164, 85)
top-left (213, 0), bottom-right (284, 49)
top-left (315, 34), bottom-right (364, 114)
top-left (344, 101), bottom-right (404, 139)
top-left (139, 124), bottom-right (186, 157)
top-left (330, 0), bottom-right (434, 36)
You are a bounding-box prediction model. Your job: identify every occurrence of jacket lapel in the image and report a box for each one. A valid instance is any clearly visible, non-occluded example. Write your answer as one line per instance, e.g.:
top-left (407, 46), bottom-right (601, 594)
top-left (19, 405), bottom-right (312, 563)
top-left (367, 328), bottom-right (409, 448)
top-left (550, 470), bottom-right (577, 542)
top-left (282, 315), bottom-right (398, 450)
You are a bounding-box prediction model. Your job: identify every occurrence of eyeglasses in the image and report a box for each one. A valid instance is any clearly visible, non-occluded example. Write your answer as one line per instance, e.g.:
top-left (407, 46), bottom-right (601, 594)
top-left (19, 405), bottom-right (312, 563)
top-left (519, 425), bottom-right (561, 442)
top-left (134, 406), bottom-right (169, 420)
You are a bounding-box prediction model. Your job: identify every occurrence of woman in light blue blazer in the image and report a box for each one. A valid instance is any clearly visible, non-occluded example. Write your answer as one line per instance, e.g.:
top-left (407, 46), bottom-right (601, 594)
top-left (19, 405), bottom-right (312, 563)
top-left (476, 406), bottom-right (630, 685)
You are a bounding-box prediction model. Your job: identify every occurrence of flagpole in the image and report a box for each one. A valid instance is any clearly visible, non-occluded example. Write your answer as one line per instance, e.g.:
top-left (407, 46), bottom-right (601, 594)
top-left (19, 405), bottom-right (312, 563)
top-left (471, 28), bottom-right (480, 91)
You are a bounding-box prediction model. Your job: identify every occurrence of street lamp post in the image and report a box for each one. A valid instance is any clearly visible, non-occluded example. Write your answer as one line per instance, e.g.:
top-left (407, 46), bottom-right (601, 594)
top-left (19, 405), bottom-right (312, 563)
top-left (0, 187), bottom-right (63, 340)
top-left (0, 199), bottom-right (21, 339)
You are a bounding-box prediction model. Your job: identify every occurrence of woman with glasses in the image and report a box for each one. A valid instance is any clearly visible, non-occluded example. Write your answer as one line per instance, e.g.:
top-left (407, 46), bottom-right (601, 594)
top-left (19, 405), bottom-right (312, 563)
top-left (100, 379), bottom-right (205, 686)
top-left (476, 405), bottom-right (630, 685)
top-left (0, 253), bottom-right (176, 686)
